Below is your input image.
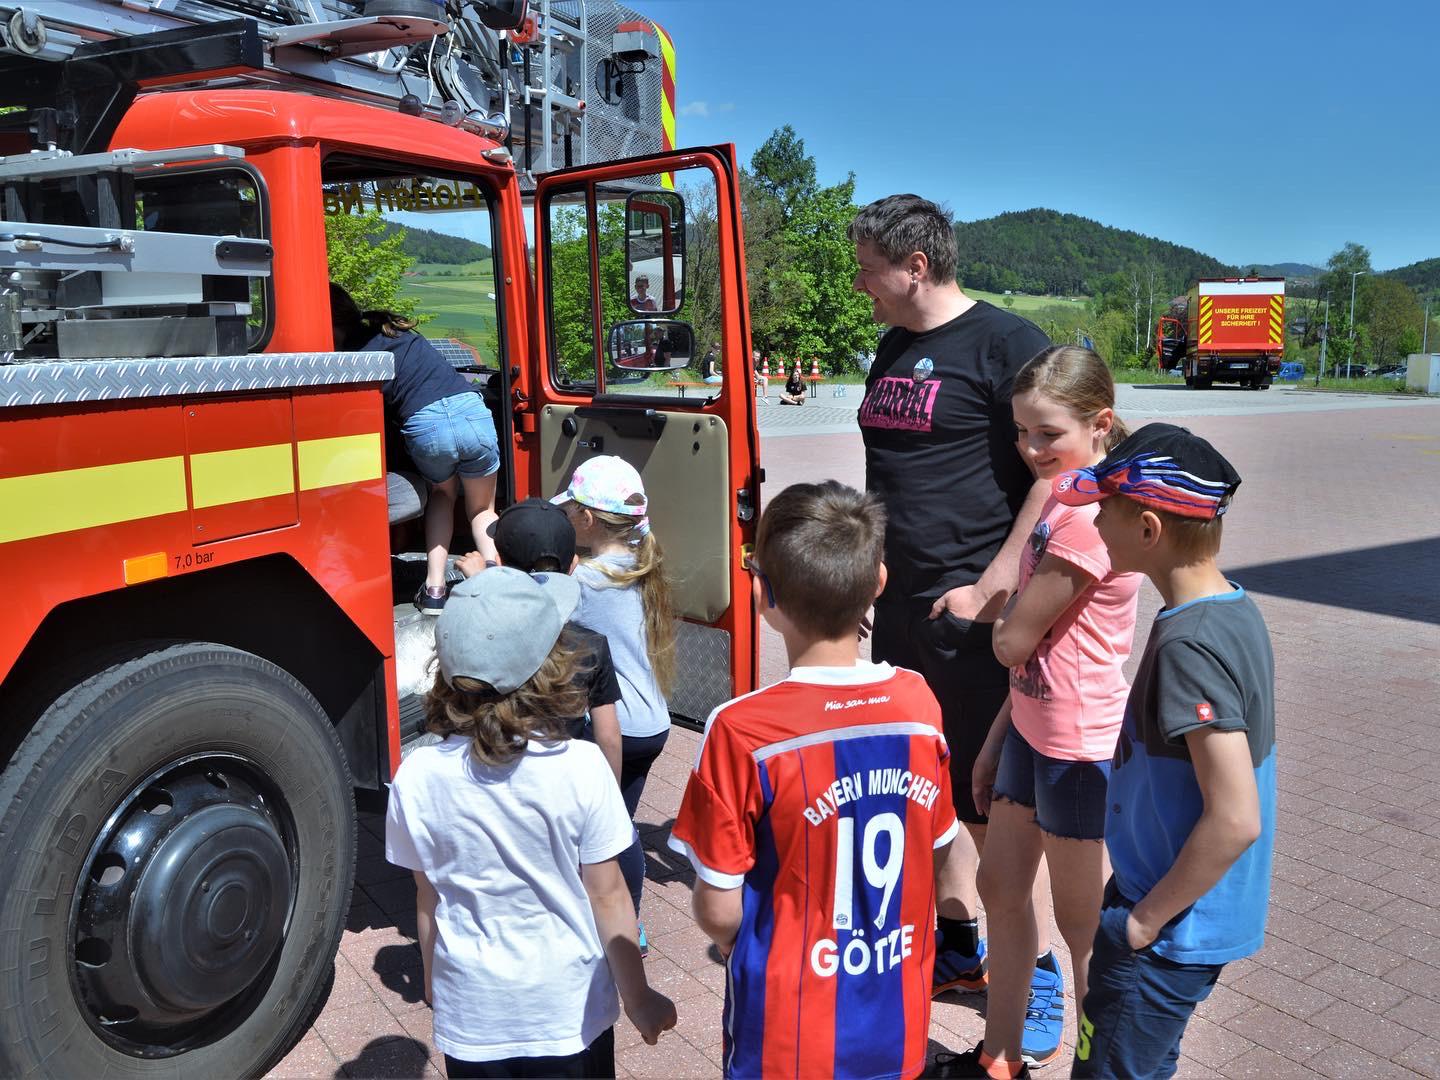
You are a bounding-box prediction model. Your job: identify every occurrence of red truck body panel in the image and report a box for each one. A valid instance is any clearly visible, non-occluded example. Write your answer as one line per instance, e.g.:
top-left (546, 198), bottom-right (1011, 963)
top-left (1189, 278), bottom-right (1286, 354)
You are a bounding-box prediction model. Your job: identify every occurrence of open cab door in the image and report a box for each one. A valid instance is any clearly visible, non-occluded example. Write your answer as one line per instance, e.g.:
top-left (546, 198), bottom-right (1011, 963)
top-left (525, 147), bottom-right (761, 725)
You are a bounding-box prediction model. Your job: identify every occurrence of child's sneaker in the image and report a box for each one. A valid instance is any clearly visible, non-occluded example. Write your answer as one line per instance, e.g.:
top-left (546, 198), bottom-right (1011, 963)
top-left (1020, 951), bottom-right (1065, 1068)
top-left (414, 584), bottom-right (447, 615)
top-left (637, 922), bottom-right (649, 959)
top-left (932, 936), bottom-right (987, 995)
top-left (925, 1044), bottom-right (1031, 1078)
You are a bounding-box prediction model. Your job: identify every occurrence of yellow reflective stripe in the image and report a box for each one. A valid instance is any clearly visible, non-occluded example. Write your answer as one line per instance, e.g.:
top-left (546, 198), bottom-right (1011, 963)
top-left (0, 456), bottom-right (187, 544)
top-left (297, 433), bottom-right (383, 492)
top-left (190, 442), bottom-right (295, 509)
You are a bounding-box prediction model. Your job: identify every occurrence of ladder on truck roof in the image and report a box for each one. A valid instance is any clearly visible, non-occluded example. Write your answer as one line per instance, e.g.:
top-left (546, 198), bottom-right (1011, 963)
top-left (0, 0), bottom-right (673, 182)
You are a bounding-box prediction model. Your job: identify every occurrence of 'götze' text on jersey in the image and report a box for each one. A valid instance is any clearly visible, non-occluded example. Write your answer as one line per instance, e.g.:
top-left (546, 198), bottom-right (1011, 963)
top-left (669, 663), bottom-right (959, 1079)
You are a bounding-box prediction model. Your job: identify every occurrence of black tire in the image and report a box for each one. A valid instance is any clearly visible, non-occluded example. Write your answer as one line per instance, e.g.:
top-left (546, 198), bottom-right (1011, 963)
top-left (1184, 375), bottom-right (1195, 388)
top-left (1196, 377), bottom-right (1213, 389)
top-left (0, 643), bottom-right (357, 1078)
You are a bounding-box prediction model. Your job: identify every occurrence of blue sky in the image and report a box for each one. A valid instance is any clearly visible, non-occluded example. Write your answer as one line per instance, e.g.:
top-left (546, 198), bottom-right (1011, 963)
top-left (645, 0), bottom-right (1439, 272)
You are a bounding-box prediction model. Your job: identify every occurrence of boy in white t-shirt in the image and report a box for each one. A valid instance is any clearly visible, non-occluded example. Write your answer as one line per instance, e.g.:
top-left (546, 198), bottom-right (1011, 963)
top-left (385, 567), bottom-right (676, 1077)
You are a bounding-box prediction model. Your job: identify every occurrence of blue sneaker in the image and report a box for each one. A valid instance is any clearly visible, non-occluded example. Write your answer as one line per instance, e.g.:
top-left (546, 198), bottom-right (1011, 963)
top-left (932, 935), bottom-right (987, 996)
top-left (1020, 951), bottom-right (1065, 1068)
top-left (637, 922), bottom-right (649, 959)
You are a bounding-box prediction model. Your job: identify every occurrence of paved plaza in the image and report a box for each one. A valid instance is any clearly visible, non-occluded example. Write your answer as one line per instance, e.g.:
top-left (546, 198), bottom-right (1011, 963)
top-left (269, 387), bottom-right (1440, 1078)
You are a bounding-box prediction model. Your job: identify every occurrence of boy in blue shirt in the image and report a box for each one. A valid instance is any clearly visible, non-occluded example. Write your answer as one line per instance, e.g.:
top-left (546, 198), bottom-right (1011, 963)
top-left (1050, 424), bottom-right (1276, 1080)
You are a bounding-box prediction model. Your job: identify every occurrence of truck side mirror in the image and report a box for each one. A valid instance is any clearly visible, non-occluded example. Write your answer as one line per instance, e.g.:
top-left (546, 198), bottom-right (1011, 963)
top-left (607, 319), bottom-right (693, 372)
top-left (625, 190), bottom-right (685, 314)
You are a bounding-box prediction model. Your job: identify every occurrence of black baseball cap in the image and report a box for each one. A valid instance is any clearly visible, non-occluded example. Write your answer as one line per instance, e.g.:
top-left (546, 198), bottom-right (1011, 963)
top-left (1053, 423), bottom-right (1242, 520)
top-left (485, 498), bottom-right (577, 571)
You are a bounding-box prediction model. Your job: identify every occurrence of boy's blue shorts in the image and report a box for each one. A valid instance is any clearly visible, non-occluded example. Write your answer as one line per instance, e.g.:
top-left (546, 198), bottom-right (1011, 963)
top-left (1072, 880), bottom-right (1224, 1079)
top-left (992, 723), bottom-right (1111, 840)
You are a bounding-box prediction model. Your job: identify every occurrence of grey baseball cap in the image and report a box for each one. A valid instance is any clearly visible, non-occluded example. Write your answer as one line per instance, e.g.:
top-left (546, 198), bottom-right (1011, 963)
top-left (434, 566), bottom-right (581, 692)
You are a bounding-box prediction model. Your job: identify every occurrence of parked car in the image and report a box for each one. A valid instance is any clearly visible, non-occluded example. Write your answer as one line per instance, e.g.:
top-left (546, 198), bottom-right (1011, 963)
top-left (1377, 365), bottom-right (1407, 380)
top-left (1333, 363), bottom-right (1371, 379)
top-left (1277, 361), bottom-right (1305, 381)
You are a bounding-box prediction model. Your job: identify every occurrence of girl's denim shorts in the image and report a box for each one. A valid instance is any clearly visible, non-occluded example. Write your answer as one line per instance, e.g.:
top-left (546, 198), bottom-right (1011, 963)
top-left (400, 391), bottom-right (500, 484)
top-left (993, 723), bottom-right (1111, 840)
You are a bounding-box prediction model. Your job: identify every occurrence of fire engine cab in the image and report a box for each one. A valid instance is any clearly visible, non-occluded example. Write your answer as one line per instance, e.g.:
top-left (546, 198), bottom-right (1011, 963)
top-left (0, 1), bottom-right (760, 1073)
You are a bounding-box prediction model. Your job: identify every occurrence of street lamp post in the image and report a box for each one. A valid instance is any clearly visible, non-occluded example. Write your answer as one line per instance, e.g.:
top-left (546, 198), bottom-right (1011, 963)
top-left (1424, 295), bottom-right (1432, 355)
top-left (1315, 295), bottom-right (1330, 387)
top-left (1347, 270), bottom-right (1369, 379)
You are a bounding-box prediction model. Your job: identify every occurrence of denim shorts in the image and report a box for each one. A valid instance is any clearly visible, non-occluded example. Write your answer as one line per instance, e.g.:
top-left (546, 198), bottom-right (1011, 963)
top-left (1071, 880), bottom-right (1222, 1078)
top-left (992, 723), bottom-right (1111, 840)
top-left (399, 392), bottom-right (500, 484)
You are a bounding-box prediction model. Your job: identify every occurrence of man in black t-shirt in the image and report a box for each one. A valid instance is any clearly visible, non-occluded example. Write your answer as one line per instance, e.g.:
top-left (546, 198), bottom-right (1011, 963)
top-left (849, 194), bottom-right (1053, 1013)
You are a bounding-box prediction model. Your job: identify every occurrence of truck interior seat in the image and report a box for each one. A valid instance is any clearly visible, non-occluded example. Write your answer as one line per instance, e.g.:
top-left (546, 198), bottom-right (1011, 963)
top-left (386, 470), bottom-right (428, 526)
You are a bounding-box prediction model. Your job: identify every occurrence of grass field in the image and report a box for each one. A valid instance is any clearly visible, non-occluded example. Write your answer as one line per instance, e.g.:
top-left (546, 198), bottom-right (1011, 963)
top-left (965, 289), bottom-right (1091, 314)
top-left (399, 268), bottom-right (498, 358)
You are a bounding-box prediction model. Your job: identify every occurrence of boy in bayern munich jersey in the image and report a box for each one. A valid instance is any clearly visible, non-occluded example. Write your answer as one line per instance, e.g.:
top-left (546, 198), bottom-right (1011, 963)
top-left (669, 481), bottom-right (961, 1080)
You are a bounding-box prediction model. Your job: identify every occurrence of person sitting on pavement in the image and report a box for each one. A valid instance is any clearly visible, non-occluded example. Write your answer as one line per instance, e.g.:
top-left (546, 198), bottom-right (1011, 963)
top-left (700, 341), bottom-right (723, 385)
top-left (778, 364), bottom-right (806, 405)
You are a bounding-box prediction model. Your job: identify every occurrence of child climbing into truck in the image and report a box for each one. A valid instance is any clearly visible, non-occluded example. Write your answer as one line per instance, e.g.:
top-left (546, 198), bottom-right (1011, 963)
top-left (330, 283), bottom-right (500, 614)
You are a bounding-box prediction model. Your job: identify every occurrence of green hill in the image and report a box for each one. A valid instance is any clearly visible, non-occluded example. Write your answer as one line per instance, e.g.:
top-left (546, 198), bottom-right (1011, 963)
top-left (1385, 257), bottom-right (1440, 293)
top-left (383, 221), bottom-right (492, 266)
top-left (1251, 261), bottom-right (1323, 279)
top-left (953, 209), bottom-right (1233, 297)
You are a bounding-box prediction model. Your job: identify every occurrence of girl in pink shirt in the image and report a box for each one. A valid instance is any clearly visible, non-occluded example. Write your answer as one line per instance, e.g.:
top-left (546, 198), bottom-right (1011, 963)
top-left (964, 346), bottom-right (1142, 1077)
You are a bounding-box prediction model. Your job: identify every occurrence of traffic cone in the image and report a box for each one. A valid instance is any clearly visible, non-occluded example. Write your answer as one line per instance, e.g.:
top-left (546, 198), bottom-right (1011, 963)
top-left (810, 357), bottom-right (820, 377)
top-left (761, 355), bottom-right (770, 378)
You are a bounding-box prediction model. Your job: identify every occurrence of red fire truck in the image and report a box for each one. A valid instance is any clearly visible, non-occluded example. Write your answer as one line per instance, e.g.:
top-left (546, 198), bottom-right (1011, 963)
top-left (1156, 277), bottom-right (1286, 389)
top-left (0, 2), bottom-right (760, 1073)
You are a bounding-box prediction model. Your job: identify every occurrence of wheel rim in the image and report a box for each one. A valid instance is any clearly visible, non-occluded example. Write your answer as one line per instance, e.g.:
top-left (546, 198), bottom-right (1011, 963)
top-left (70, 754), bottom-right (298, 1057)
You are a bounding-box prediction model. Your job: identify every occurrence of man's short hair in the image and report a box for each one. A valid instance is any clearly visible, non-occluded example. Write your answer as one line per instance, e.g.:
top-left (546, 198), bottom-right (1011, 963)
top-left (847, 194), bottom-right (958, 284)
top-left (756, 481), bottom-right (885, 640)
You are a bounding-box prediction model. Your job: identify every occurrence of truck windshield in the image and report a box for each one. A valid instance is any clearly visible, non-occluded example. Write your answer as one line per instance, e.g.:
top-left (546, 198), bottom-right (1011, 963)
top-left (320, 158), bottom-right (501, 372)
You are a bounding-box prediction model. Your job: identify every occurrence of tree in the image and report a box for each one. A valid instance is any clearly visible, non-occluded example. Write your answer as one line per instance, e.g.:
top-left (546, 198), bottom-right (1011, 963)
top-left (324, 209), bottom-right (417, 318)
top-left (750, 125), bottom-right (818, 225)
top-left (784, 175), bottom-right (878, 372)
top-left (1361, 276), bottom-right (1422, 366)
top-left (1321, 242), bottom-right (1372, 300)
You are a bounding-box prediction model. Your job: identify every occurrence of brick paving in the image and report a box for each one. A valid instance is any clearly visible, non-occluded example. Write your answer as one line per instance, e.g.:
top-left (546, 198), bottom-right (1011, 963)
top-left (268, 400), bottom-right (1440, 1078)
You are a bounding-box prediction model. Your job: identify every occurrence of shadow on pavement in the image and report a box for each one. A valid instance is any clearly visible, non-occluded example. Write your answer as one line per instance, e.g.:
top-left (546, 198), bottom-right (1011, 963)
top-left (1231, 536), bottom-right (1440, 625)
top-left (337, 1036), bottom-right (430, 1079)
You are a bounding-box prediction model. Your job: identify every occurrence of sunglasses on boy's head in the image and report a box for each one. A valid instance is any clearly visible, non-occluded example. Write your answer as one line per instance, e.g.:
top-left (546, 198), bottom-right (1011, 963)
top-left (746, 558), bottom-right (776, 609)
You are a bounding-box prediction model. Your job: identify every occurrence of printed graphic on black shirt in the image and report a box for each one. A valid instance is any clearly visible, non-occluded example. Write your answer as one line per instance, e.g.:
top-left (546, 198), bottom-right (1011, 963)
top-left (858, 376), bottom-right (941, 431)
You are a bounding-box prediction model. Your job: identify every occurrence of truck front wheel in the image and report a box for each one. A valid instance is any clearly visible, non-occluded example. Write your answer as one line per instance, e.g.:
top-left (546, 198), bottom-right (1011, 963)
top-left (0, 642), bottom-right (357, 1077)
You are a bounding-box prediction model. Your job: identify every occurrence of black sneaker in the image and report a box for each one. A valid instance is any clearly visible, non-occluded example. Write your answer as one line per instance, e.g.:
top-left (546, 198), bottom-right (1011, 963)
top-left (926, 1044), bottom-right (1031, 1079)
top-left (414, 585), bottom-right (447, 615)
